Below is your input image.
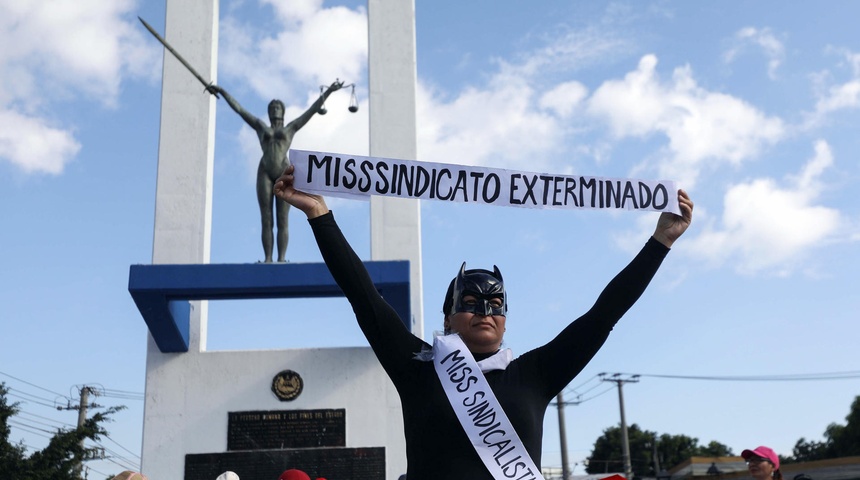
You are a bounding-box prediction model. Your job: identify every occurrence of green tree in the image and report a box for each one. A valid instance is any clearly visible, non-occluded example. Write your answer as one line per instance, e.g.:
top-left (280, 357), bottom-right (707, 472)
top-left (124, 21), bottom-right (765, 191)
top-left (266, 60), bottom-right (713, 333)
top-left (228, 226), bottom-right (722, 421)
top-left (826, 395), bottom-right (860, 457)
top-left (788, 395), bottom-right (860, 463)
top-left (653, 432), bottom-right (699, 470)
top-left (587, 425), bottom-right (734, 477)
top-left (790, 437), bottom-right (827, 463)
top-left (697, 440), bottom-right (733, 457)
top-left (0, 382), bottom-right (123, 480)
top-left (586, 423), bottom-right (646, 475)
top-left (0, 383), bottom-right (26, 475)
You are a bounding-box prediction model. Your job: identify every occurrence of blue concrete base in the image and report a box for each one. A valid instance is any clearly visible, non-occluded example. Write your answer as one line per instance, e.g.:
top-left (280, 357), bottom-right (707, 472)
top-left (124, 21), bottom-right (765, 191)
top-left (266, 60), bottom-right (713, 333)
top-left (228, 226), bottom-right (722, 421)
top-left (128, 261), bottom-right (411, 353)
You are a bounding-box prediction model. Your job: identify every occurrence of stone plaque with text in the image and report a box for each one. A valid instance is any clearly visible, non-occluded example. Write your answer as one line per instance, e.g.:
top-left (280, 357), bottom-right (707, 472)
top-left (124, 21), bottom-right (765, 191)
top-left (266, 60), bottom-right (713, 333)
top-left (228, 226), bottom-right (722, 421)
top-left (227, 409), bottom-right (345, 451)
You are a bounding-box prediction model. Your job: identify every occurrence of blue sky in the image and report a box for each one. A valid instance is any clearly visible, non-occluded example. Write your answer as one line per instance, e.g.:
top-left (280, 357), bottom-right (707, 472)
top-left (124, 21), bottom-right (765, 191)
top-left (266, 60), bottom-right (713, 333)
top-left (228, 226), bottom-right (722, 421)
top-left (2, 0), bottom-right (859, 477)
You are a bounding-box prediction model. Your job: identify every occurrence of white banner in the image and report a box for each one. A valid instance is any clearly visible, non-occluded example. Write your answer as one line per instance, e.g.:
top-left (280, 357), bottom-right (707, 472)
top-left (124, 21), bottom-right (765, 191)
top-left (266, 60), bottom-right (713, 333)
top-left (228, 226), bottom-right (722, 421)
top-left (290, 149), bottom-right (680, 214)
top-left (433, 334), bottom-right (544, 480)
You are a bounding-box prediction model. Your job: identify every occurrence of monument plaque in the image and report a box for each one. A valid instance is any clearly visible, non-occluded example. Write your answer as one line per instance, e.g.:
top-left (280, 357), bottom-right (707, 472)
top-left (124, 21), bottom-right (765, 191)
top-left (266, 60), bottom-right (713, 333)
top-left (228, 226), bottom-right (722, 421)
top-left (228, 409), bottom-right (345, 451)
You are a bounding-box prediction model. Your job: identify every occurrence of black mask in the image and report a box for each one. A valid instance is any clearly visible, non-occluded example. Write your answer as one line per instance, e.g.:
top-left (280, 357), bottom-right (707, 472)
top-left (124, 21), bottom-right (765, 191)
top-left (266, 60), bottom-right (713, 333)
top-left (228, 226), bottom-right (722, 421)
top-left (447, 262), bottom-right (507, 316)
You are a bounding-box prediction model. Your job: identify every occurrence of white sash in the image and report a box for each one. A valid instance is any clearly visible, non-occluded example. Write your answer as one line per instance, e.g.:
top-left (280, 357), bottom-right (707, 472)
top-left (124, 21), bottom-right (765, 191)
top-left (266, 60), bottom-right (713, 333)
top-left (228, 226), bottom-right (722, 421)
top-left (433, 334), bottom-right (545, 480)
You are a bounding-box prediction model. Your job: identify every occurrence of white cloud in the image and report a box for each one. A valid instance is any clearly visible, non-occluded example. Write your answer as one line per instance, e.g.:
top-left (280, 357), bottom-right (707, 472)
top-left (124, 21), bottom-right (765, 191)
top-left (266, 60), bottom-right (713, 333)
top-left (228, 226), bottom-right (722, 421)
top-left (262, 0), bottom-right (324, 25)
top-left (723, 27), bottom-right (786, 80)
top-left (505, 26), bottom-right (631, 79)
top-left (802, 48), bottom-right (860, 128)
top-left (216, 1), bottom-right (368, 180)
top-left (286, 92), bottom-right (369, 158)
top-left (539, 81), bottom-right (589, 118)
top-left (416, 78), bottom-right (566, 172)
top-left (0, 0), bottom-right (158, 174)
top-left (219, 2), bottom-right (367, 103)
top-left (0, 0), bottom-right (156, 107)
top-left (414, 23), bottom-right (630, 172)
top-left (0, 110), bottom-right (81, 175)
top-left (587, 54), bottom-right (785, 187)
top-left (688, 140), bottom-right (841, 275)
top-left (813, 81), bottom-right (860, 116)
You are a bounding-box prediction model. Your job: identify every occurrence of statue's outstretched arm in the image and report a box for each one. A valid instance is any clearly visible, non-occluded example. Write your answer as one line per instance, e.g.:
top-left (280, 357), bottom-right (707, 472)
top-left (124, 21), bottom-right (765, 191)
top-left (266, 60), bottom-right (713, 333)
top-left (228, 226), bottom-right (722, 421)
top-left (288, 79), bottom-right (345, 132)
top-left (207, 84), bottom-right (267, 132)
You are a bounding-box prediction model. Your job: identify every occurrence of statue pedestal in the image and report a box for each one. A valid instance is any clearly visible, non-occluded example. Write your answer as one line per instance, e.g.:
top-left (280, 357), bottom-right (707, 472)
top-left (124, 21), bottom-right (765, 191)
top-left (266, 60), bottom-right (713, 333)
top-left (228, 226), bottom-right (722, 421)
top-left (129, 261), bottom-right (411, 352)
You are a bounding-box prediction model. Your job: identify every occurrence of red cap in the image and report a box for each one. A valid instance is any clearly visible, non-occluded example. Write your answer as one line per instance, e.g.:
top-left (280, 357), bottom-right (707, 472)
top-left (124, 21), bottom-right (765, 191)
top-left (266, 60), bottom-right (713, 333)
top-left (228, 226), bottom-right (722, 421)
top-left (279, 470), bottom-right (310, 480)
top-left (742, 446), bottom-right (780, 470)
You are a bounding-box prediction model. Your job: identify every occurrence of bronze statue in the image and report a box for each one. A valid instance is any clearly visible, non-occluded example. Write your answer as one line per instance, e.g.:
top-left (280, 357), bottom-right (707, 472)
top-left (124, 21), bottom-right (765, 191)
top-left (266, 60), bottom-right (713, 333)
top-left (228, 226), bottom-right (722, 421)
top-left (206, 80), bottom-right (344, 262)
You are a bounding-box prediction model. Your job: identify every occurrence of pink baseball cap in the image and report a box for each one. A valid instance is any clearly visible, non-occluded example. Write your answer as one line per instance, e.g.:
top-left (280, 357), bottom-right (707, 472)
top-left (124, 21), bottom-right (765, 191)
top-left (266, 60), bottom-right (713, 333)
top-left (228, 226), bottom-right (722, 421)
top-left (742, 446), bottom-right (780, 470)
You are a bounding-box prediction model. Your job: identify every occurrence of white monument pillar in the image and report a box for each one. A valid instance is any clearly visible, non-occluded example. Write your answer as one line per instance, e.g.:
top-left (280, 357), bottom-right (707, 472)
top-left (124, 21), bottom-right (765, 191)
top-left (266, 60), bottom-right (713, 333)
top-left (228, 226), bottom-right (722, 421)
top-left (142, 0), bottom-right (218, 475)
top-left (148, 0), bottom-right (218, 344)
top-left (368, 0), bottom-right (425, 338)
top-left (140, 2), bottom-right (420, 479)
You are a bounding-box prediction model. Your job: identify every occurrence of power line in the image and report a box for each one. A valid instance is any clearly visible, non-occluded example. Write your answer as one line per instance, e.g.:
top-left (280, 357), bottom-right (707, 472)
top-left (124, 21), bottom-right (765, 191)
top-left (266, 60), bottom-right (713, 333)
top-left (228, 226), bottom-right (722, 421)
top-left (17, 410), bottom-right (75, 428)
top-left (99, 392), bottom-right (145, 401)
top-left (4, 379), bottom-right (142, 477)
top-left (10, 415), bottom-right (66, 431)
top-left (6, 392), bottom-right (61, 409)
top-left (101, 388), bottom-right (144, 396)
top-left (0, 370), bottom-right (68, 398)
top-left (8, 419), bottom-right (57, 437)
top-left (574, 385), bottom-right (616, 404)
top-left (6, 386), bottom-right (65, 406)
top-left (565, 378), bottom-right (610, 399)
top-left (619, 370), bottom-right (860, 382)
top-left (93, 443), bottom-right (140, 470)
top-left (0, 372), bottom-right (65, 397)
top-left (559, 369), bottom-right (860, 402)
top-left (94, 441), bottom-right (141, 465)
top-left (102, 454), bottom-right (139, 472)
top-left (558, 374), bottom-right (613, 406)
top-left (554, 386), bottom-right (616, 407)
top-left (102, 433), bottom-right (142, 460)
top-left (567, 374), bottom-right (603, 393)
top-left (85, 464), bottom-right (112, 479)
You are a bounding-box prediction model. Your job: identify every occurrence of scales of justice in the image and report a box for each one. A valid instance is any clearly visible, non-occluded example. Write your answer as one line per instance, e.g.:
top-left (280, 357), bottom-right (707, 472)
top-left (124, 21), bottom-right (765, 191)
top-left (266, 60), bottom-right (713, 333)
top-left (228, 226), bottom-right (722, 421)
top-left (129, 2), bottom-right (423, 479)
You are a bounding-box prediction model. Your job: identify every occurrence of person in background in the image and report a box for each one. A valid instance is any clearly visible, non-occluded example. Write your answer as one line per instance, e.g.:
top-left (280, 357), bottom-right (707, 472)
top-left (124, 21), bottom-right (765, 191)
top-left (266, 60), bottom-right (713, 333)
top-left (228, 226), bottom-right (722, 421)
top-left (742, 446), bottom-right (783, 480)
top-left (279, 468), bottom-right (326, 480)
top-left (110, 471), bottom-right (148, 480)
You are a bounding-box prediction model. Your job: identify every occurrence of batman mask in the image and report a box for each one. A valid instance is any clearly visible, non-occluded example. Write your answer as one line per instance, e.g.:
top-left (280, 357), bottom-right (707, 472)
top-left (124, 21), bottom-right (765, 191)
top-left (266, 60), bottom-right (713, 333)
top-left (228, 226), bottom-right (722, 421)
top-left (443, 262), bottom-right (507, 317)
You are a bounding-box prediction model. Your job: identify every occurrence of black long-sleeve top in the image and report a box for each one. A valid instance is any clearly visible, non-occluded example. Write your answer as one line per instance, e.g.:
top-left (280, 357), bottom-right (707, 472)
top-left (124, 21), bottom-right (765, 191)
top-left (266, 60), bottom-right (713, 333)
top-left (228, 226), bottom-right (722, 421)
top-left (309, 212), bottom-right (669, 480)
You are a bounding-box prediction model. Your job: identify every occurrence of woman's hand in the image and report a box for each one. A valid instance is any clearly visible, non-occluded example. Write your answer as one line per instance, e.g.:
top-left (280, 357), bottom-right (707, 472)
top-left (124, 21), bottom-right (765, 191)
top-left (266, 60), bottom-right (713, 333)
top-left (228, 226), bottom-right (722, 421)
top-left (205, 84), bottom-right (223, 96)
top-left (274, 165), bottom-right (329, 219)
top-left (652, 189), bottom-right (693, 248)
top-left (327, 79), bottom-right (345, 93)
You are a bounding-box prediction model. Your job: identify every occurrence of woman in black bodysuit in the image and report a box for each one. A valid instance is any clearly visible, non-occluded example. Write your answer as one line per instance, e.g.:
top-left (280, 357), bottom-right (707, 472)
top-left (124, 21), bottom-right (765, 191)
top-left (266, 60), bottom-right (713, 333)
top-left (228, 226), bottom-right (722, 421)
top-left (274, 165), bottom-right (693, 480)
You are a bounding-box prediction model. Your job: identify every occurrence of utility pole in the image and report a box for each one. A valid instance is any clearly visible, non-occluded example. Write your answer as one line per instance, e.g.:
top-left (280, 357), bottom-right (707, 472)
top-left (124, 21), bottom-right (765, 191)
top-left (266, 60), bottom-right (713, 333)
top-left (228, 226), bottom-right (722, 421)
top-left (59, 386), bottom-right (100, 480)
top-left (553, 391), bottom-right (582, 480)
top-left (76, 386), bottom-right (93, 479)
top-left (601, 373), bottom-right (639, 480)
top-left (652, 434), bottom-right (661, 474)
top-left (556, 391), bottom-right (571, 480)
